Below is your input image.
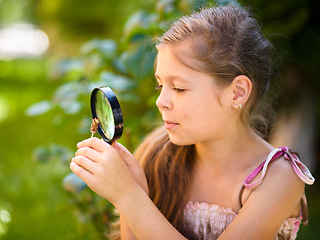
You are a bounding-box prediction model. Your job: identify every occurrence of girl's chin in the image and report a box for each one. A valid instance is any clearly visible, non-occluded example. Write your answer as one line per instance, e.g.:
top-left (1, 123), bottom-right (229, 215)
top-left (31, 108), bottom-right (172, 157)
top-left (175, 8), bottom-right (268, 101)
top-left (168, 134), bottom-right (195, 146)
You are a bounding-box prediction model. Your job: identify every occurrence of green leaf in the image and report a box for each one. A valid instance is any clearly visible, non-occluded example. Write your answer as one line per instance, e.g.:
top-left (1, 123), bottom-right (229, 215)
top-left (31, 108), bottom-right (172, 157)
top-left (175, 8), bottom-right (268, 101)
top-left (81, 39), bottom-right (118, 59)
top-left (59, 100), bottom-right (83, 115)
top-left (117, 93), bottom-right (140, 103)
top-left (119, 36), bottom-right (156, 81)
top-left (53, 59), bottom-right (84, 77)
top-left (32, 144), bottom-right (73, 163)
top-left (32, 146), bottom-right (52, 162)
top-left (77, 117), bottom-right (92, 135)
top-left (113, 58), bottom-right (128, 74)
top-left (215, 0), bottom-right (240, 6)
top-left (156, 0), bottom-right (176, 16)
top-left (52, 81), bottom-right (82, 104)
top-left (88, 71), bottom-right (136, 91)
top-left (123, 11), bottom-right (158, 38)
top-left (25, 100), bottom-right (54, 116)
top-left (49, 144), bottom-right (73, 163)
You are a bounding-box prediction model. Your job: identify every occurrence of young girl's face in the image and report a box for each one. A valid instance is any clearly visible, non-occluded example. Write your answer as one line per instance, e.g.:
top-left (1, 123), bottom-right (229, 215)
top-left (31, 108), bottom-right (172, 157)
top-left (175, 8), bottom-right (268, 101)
top-left (155, 47), bottom-right (234, 146)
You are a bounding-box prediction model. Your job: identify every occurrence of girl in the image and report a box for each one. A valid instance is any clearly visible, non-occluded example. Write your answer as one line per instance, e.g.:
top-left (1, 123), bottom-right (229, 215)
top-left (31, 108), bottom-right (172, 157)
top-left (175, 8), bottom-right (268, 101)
top-left (70, 5), bottom-right (315, 240)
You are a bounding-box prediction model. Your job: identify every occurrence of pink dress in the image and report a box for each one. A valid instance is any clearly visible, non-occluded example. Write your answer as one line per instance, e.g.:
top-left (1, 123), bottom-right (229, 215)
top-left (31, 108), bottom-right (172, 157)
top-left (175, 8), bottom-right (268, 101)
top-left (182, 147), bottom-right (315, 240)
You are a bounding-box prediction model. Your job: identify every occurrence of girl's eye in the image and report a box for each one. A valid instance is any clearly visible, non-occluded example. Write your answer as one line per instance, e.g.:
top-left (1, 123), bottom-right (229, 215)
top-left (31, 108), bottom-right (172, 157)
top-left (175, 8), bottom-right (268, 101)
top-left (155, 85), bottom-right (185, 93)
top-left (173, 87), bottom-right (185, 93)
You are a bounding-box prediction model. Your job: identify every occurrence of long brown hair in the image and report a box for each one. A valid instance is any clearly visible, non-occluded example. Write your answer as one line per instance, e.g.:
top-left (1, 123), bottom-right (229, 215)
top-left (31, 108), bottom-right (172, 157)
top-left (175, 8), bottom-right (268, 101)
top-left (135, 126), bottom-right (195, 226)
top-left (109, 126), bottom-right (195, 239)
top-left (110, 4), bottom-right (274, 239)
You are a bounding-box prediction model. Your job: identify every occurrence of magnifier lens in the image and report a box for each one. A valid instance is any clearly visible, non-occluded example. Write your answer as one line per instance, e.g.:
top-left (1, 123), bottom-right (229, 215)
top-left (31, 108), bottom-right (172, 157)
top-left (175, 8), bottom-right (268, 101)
top-left (95, 90), bottom-right (115, 140)
top-left (91, 87), bottom-right (123, 143)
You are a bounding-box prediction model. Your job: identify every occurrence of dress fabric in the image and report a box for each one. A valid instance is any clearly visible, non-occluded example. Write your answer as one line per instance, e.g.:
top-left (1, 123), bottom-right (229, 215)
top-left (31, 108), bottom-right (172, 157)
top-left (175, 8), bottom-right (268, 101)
top-left (182, 147), bottom-right (315, 240)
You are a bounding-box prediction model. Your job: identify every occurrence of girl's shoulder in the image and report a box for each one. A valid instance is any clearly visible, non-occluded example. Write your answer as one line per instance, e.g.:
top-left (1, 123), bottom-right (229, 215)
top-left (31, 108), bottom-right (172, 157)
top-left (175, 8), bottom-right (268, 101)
top-left (240, 147), bottom-right (314, 213)
top-left (243, 147), bottom-right (314, 190)
top-left (232, 147), bottom-right (315, 238)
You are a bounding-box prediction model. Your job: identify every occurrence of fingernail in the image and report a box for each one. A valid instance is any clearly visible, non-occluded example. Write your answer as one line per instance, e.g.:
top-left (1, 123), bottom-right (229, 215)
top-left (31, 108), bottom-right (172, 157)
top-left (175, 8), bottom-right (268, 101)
top-left (77, 141), bottom-right (83, 147)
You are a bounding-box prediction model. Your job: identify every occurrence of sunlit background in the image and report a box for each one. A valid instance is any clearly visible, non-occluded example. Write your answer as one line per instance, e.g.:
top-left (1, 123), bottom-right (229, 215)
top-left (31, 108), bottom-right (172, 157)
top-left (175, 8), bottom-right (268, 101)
top-left (0, 0), bottom-right (319, 239)
top-left (0, 23), bottom-right (49, 59)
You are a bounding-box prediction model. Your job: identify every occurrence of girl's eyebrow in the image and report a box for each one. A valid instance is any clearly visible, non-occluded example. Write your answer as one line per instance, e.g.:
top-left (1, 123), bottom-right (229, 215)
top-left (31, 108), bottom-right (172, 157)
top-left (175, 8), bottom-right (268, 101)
top-left (154, 73), bottom-right (191, 84)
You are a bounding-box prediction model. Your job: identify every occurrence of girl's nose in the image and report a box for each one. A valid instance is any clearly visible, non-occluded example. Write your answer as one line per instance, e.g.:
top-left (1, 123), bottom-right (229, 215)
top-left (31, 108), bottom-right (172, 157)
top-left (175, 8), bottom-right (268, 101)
top-left (156, 89), bottom-right (172, 111)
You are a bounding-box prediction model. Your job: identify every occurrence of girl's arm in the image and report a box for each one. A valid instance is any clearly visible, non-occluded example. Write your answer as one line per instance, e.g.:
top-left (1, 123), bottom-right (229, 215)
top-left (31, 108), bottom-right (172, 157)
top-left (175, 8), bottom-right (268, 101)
top-left (218, 157), bottom-right (305, 240)
top-left (112, 142), bottom-right (145, 240)
top-left (71, 137), bottom-right (186, 240)
top-left (120, 216), bottom-right (137, 240)
top-left (115, 182), bottom-right (187, 240)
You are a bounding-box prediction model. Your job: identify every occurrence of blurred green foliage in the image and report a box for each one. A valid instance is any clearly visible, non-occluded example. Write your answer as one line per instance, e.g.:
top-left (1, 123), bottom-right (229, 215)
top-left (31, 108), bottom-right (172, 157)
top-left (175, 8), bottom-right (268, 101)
top-left (0, 0), bottom-right (319, 239)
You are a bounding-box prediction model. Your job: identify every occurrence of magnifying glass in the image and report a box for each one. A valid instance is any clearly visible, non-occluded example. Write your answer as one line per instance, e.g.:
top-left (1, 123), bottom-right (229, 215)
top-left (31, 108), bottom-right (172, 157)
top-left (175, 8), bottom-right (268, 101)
top-left (90, 87), bottom-right (123, 143)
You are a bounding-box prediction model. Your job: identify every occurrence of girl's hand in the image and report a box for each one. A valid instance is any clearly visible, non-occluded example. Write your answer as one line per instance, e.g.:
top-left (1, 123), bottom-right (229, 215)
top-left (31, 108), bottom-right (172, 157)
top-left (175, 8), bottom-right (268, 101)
top-left (70, 137), bottom-right (148, 204)
top-left (111, 141), bottom-right (149, 195)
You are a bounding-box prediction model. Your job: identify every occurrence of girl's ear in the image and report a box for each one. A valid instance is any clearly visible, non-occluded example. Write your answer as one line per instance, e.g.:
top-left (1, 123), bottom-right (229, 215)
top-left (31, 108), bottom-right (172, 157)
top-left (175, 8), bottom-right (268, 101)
top-left (231, 75), bottom-right (252, 109)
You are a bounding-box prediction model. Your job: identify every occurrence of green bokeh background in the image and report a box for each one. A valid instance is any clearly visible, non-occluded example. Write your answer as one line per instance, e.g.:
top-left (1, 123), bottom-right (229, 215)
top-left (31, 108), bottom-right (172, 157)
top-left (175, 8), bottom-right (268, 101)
top-left (0, 0), bottom-right (319, 239)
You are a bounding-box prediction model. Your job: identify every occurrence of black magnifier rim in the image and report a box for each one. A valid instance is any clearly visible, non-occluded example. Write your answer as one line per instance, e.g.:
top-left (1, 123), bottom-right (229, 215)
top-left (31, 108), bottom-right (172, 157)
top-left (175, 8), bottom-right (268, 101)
top-left (90, 87), bottom-right (123, 142)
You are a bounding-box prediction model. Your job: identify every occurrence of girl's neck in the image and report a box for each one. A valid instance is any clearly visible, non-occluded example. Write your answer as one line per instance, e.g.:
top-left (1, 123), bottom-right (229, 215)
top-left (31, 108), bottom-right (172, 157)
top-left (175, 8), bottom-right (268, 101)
top-left (194, 125), bottom-right (273, 175)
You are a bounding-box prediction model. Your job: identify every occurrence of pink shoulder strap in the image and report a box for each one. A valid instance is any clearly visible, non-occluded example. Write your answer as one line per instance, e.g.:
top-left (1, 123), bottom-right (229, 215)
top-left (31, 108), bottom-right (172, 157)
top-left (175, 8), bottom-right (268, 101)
top-left (244, 147), bottom-right (315, 190)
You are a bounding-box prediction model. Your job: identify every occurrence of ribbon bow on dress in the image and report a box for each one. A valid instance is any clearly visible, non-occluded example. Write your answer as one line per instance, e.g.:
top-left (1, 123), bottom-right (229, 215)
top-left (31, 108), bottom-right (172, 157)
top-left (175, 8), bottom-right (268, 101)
top-left (244, 147), bottom-right (315, 190)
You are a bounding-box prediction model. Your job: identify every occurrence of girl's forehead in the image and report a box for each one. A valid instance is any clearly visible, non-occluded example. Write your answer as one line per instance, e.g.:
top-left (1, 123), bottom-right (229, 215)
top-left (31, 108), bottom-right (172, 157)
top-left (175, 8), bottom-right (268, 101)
top-left (156, 47), bottom-right (197, 73)
top-left (157, 44), bottom-right (211, 75)
top-left (155, 50), bottom-right (196, 83)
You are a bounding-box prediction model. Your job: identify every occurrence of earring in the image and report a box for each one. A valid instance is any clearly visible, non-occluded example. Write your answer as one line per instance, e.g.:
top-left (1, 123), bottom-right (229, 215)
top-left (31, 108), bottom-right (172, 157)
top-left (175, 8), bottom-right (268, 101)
top-left (234, 104), bottom-right (242, 109)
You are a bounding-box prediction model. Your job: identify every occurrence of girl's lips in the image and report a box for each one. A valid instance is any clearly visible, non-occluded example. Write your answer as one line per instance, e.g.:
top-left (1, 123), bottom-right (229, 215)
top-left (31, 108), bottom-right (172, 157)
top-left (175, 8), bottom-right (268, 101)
top-left (164, 120), bottom-right (179, 130)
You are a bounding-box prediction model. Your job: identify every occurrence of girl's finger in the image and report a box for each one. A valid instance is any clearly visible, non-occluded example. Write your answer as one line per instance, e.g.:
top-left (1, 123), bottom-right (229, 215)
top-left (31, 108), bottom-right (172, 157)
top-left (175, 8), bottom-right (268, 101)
top-left (70, 161), bottom-right (94, 184)
top-left (77, 137), bottom-right (111, 153)
top-left (112, 142), bottom-right (137, 167)
top-left (75, 146), bottom-right (100, 162)
top-left (72, 156), bottom-right (97, 174)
